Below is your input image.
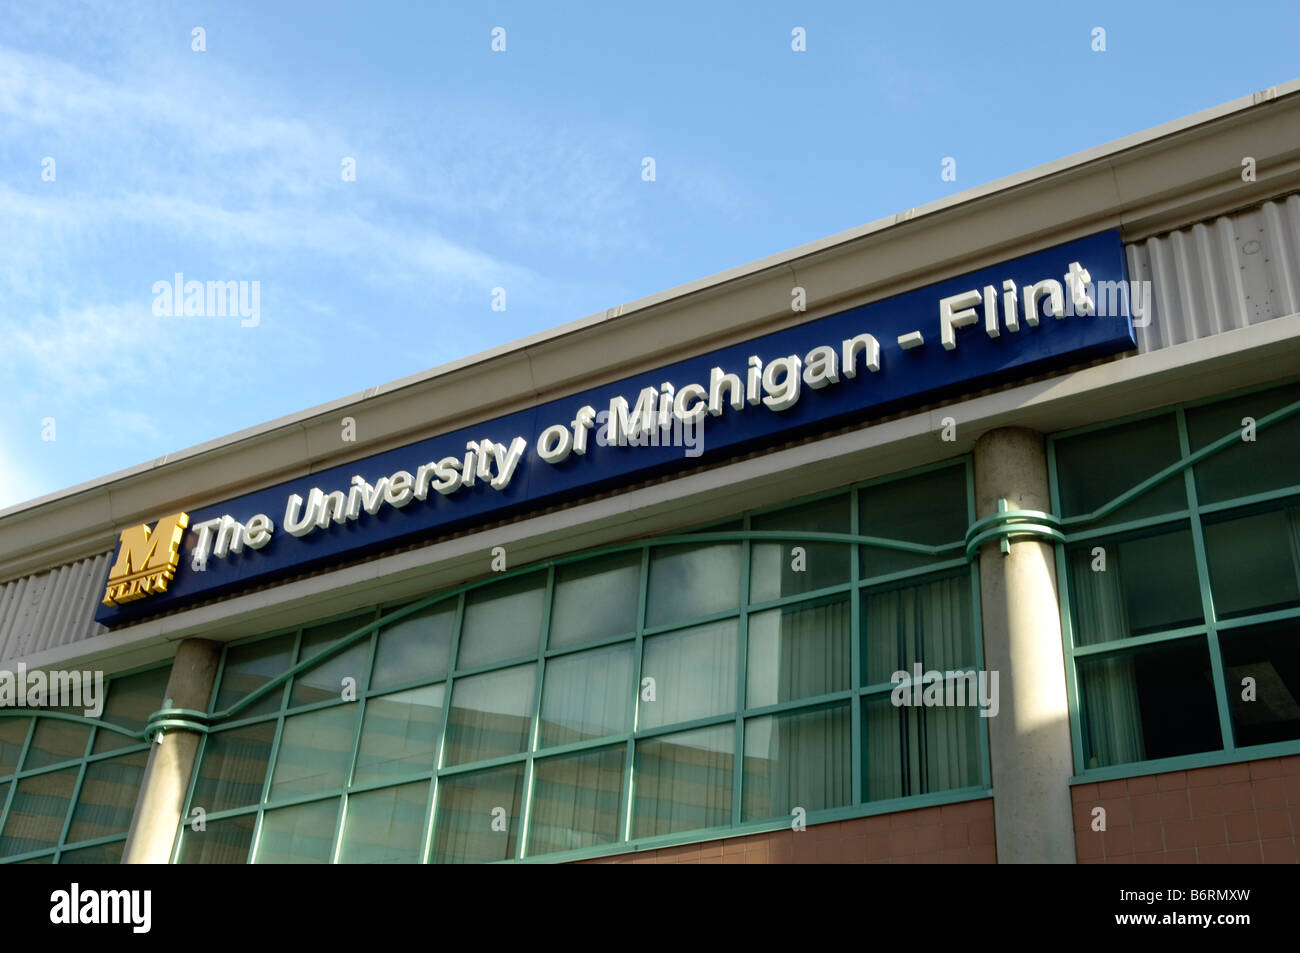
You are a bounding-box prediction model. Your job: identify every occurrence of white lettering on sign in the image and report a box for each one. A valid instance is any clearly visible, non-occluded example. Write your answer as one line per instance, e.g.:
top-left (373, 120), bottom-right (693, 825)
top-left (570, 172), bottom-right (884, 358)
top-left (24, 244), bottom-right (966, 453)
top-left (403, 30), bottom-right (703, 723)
top-left (166, 261), bottom-right (1109, 573)
top-left (938, 260), bottom-right (1098, 350)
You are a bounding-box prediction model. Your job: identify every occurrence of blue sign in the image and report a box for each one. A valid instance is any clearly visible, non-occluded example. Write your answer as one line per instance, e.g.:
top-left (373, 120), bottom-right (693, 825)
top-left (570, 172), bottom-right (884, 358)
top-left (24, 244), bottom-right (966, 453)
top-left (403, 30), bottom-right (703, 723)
top-left (96, 229), bottom-right (1135, 626)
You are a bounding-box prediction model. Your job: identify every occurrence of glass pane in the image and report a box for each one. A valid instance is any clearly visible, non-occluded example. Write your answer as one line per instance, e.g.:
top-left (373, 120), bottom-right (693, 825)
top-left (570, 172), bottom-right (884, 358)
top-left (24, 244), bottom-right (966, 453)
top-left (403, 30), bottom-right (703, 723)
top-left (191, 721), bottom-right (276, 814)
top-left (430, 762), bottom-right (524, 863)
top-left (1220, 619), bottom-right (1300, 749)
top-left (58, 841), bottom-right (125, 864)
top-left (0, 718), bottom-right (31, 777)
top-left (291, 616), bottom-right (372, 707)
top-left (1077, 639), bottom-right (1221, 769)
top-left (1188, 382), bottom-right (1300, 505)
top-left (549, 551), bottom-right (640, 649)
top-left (1054, 414), bottom-right (1186, 529)
top-left (1204, 506), bottom-right (1300, 620)
top-left (353, 685), bottom-right (444, 786)
top-left (370, 602), bottom-right (456, 691)
top-left (215, 634), bottom-right (293, 719)
top-left (92, 667), bottom-right (170, 754)
top-left (645, 542), bottom-right (741, 629)
top-left (862, 694), bottom-right (981, 802)
top-left (1066, 526), bottom-right (1203, 645)
top-left (255, 798), bottom-right (339, 863)
top-left (67, 750), bottom-right (149, 843)
top-left (178, 813), bottom-right (256, 864)
top-left (527, 745), bottom-right (624, 856)
top-left (639, 619), bottom-right (738, 730)
top-left (750, 494), bottom-right (850, 603)
top-left (747, 597), bottom-right (850, 708)
top-left (632, 724), bottom-right (733, 838)
top-left (743, 704), bottom-right (851, 821)
top-left (0, 767), bottom-right (77, 855)
top-left (339, 781), bottom-right (429, 864)
top-left (539, 644), bottom-right (633, 748)
top-left (443, 665), bottom-right (535, 767)
top-left (859, 465), bottom-right (967, 579)
top-left (268, 706), bottom-right (359, 800)
top-left (455, 574), bottom-right (545, 671)
top-left (861, 574), bottom-right (973, 687)
top-left (23, 719), bottom-right (91, 770)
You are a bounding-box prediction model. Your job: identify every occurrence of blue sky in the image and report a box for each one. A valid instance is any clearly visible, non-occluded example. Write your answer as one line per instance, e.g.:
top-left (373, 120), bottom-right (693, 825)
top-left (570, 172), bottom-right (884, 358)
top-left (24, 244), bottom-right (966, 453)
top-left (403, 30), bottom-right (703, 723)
top-left (2, 0), bottom-right (1298, 510)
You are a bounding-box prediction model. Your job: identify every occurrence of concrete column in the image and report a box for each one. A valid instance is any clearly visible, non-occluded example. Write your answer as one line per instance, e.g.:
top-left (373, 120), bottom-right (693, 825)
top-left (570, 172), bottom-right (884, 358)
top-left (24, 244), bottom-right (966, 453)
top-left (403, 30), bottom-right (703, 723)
top-left (122, 638), bottom-right (222, 864)
top-left (972, 427), bottom-right (1076, 863)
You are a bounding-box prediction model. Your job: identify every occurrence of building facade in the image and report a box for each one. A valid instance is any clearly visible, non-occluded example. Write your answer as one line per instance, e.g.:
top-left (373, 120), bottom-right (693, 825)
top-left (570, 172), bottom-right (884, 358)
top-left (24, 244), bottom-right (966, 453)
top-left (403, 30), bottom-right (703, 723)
top-left (1, 82), bottom-right (1299, 865)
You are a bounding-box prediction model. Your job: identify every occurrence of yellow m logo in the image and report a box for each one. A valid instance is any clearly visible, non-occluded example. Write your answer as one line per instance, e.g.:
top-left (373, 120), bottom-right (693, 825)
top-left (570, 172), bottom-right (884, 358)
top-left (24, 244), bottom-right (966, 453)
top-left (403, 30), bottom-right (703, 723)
top-left (102, 512), bottom-right (190, 606)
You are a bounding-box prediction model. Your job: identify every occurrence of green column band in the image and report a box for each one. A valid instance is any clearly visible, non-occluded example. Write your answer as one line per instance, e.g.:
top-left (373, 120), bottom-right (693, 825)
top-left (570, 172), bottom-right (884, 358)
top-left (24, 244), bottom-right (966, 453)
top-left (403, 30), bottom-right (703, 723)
top-left (144, 707), bottom-right (213, 742)
top-left (965, 499), bottom-right (1065, 557)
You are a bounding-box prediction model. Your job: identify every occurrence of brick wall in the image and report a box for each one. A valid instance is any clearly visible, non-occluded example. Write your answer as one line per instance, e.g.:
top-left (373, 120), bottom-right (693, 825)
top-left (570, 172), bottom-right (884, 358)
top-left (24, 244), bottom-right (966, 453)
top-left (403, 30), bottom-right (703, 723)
top-left (578, 798), bottom-right (996, 864)
top-left (1072, 754), bottom-right (1300, 863)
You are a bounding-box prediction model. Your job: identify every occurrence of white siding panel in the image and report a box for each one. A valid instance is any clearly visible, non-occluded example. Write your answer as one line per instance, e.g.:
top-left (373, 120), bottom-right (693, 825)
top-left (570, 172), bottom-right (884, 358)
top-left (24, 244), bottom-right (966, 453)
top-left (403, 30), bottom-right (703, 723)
top-left (1130, 194), bottom-right (1300, 351)
top-left (0, 551), bottom-right (111, 663)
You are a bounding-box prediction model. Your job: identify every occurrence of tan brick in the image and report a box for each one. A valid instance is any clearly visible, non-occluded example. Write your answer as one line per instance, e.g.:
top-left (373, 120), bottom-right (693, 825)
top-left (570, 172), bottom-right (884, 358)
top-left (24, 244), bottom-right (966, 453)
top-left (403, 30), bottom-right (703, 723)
top-left (1156, 770), bottom-right (1189, 791)
top-left (1221, 781), bottom-right (1255, 813)
top-left (1164, 819), bottom-right (1196, 850)
top-left (1227, 843), bottom-right (1262, 863)
top-left (1194, 816), bottom-right (1227, 846)
top-left (1257, 808), bottom-right (1292, 839)
top-left (1248, 758), bottom-right (1282, 780)
top-left (1254, 777), bottom-right (1287, 810)
top-left (1225, 811), bottom-right (1259, 844)
top-left (1132, 822), bottom-right (1164, 854)
top-left (1126, 774), bottom-right (1159, 795)
top-left (1216, 762), bottom-right (1251, 784)
top-left (1075, 830), bottom-right (1104, 861)
top-left (1197, 844), bottom-right (1229, 863)
top-left (1260, 837), bottom-right (1298, 863)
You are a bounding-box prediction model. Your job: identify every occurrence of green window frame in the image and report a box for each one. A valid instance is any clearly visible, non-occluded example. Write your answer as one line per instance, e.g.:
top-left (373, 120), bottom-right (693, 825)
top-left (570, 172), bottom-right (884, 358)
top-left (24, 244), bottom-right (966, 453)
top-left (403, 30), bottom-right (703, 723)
top-left (0, 665), bottom-right (169, 864)
top-left (174, 457), bottom-right (990, 863)
top-left (1049, 377), bottom-right (1300, 782)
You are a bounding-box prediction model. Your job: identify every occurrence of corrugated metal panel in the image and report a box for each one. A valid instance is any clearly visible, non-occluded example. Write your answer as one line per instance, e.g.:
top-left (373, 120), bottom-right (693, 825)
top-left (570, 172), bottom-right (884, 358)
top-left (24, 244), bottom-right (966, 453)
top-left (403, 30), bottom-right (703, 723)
top-left (1129, 194), bottom-right (1300, 352)
top-left (0, 552), bottom-right (111, 663)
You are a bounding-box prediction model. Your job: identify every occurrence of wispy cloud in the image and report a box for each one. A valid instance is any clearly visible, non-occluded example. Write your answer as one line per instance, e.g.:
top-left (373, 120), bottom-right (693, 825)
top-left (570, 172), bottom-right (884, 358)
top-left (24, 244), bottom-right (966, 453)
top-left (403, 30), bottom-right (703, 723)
top-left (0, 10), bottom-right (742, 502)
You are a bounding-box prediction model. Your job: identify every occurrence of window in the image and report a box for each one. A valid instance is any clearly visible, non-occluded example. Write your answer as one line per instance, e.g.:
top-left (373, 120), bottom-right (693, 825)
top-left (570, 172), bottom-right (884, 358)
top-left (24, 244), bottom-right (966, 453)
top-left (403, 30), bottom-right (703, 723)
top-left (0, 667), bottom-right (167, 863)
top-left (1052, 380), bottom-right (1300, 773)
top-left (177, 460), bottom-right (987, 862)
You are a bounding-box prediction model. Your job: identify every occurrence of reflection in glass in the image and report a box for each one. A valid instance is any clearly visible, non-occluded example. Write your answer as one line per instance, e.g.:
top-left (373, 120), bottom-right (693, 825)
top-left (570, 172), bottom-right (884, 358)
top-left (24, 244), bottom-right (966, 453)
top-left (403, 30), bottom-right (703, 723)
top-left (268, 706), bottom-right (359, 799)
top-left (550, 552), bottom-right (640, 649)
top-left (431, 763), bottom-right (524, 863)
top-left (646, 543), bottom-right (740, 629)
top-left (633, 725), bottom-right (733, 838)
top-left (539, 644), bottom-right (633, 748)
top-left (639, 620), bottom-right (737, 730)
top-left (339, 781), bottom-right (429, 864)
top-left (353, 685), bottom-right (444, 785)
top-left (743, 704), bottom-right (851, 820)
top-left (458, 574), bottom-right (546, 669)
top-left (255, 798), bottom-right (339, 863)
top-left (444, 665), bottom-right (535, 766)
top-left (528, 746), bottom-right (625, 856)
